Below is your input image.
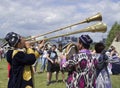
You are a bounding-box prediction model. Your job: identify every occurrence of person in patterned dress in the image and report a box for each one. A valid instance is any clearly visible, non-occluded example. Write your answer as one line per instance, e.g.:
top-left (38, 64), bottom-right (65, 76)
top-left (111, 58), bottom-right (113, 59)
top-left (95, 42), bottom-right (112, 88)
top-left (64, 35), bottom-right (109, 88)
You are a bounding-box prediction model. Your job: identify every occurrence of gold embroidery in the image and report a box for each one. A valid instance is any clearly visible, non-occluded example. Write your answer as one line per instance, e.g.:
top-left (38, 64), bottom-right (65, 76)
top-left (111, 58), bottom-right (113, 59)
top-left (25, 85), bottom-right (32, 88)
top-left (12, 49), bottom-right (32, 83)
top-left (12, 50), bottom-right (18, 58)
top-left (27, 48), bottom-right (35, 54)
top-left (12, 49), bottom-right (26, 58)
top-left (23, 66), bottom-right (32, 81)
top-left (34, 50), bottom-right (40, 58)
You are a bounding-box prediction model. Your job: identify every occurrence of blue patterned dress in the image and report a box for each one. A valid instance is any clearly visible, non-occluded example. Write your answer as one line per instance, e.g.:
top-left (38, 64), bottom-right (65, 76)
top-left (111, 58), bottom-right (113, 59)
top-left (95, 54), bottom-right (112, 88)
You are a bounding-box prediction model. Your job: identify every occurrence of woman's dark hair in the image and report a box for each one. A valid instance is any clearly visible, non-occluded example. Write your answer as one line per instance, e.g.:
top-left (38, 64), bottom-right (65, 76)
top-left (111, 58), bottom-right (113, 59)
top-left (95, 42), bottom-right (105, 53)
top-left (58, 44), bottom-right (62, 52)
top-left (52, 44), bottom-right (56, 48)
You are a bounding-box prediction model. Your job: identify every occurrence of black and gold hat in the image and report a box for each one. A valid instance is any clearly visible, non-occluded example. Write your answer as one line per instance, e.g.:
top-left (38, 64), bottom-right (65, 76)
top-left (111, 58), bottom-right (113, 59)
top-left (5, 32), bottom-right (21, 47)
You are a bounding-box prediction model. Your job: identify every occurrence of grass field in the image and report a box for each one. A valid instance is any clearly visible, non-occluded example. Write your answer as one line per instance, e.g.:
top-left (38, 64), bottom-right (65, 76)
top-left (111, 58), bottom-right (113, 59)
top-left (0, 59), bottom-right (120, 88)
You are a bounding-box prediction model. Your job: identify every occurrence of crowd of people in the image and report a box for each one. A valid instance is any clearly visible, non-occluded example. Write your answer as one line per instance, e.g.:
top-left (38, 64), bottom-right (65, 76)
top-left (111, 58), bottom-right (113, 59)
top-left (1, 32), bottom-right (120, 88)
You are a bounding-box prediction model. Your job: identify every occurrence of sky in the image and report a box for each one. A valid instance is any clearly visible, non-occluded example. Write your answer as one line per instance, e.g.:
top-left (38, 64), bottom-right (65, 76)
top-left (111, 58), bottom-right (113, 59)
top-left (0, 0), bottom-right (120, 42)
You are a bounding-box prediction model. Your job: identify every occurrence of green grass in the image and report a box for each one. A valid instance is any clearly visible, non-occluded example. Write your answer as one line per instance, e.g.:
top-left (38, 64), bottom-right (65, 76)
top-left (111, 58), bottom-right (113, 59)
top-left (0, 59), bottom-right (66, 88)
top-left (0, 59), bottom-right (120, 88)
top-left (34, 70), bottom-right (66, 88)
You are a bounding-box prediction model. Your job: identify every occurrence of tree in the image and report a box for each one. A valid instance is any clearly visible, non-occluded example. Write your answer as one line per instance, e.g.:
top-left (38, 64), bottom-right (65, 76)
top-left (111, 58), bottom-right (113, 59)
top-left (106, 22), bottom-right (120, 49)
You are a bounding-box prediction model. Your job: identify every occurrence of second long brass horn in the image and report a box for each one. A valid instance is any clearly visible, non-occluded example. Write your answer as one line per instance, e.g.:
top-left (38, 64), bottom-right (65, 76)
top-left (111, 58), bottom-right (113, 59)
top-left (26, 13), bottom-right (102, 41)
top-left (31, 22), bottom-right (107, 43)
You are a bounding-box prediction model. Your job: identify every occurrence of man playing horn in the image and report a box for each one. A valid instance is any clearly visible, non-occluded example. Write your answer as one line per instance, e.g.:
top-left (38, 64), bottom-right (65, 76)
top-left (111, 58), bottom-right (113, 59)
top-left (5, 32), bottom-right (44, 88)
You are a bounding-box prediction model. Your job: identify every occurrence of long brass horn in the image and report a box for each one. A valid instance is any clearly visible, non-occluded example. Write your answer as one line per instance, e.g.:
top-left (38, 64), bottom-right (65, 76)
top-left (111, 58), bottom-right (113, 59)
top-left (26, 13), bottom-right (102, 40)
top-left (31, 22), bottom-right (107, 43)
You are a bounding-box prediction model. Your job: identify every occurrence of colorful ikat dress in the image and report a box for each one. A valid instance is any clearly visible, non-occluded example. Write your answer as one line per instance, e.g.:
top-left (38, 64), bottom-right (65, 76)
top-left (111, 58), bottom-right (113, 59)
top-left (65, 49), bottom-right (98, 88)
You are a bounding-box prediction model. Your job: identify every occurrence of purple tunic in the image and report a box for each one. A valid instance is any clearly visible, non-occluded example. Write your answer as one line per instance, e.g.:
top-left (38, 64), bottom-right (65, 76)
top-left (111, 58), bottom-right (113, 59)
top-left (65, 49), bottom-right (98, 88)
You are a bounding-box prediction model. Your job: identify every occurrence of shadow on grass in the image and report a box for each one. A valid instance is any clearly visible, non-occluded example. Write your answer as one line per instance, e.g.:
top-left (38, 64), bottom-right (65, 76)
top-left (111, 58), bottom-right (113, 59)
top-left (0, 67), bottom-right (3, 69)
top-left (50, 80), bottom-right (66, 84)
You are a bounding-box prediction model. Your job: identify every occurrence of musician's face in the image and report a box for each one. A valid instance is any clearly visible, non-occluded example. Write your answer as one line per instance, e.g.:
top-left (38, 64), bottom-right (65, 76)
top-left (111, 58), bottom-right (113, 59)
top-left (77, 41), bottom-right (83, 50)
top-left (17, 37), bottom-right (26, 48)
top-left (21, 37), bottom-right (26, 47)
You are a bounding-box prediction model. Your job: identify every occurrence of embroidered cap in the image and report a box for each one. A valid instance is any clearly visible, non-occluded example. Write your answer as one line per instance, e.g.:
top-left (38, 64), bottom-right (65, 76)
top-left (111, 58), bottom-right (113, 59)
top-left (5, 32), bottom-right (21, 47)
top-left (79, 35), bottom-right (93, 45)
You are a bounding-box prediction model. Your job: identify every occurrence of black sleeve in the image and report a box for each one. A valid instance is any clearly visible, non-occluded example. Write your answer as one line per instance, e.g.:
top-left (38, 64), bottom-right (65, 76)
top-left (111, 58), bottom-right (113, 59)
top-left (6, 50), bottom-right (13, 65)
top-left (13, 51), bottom-right (36, 65)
